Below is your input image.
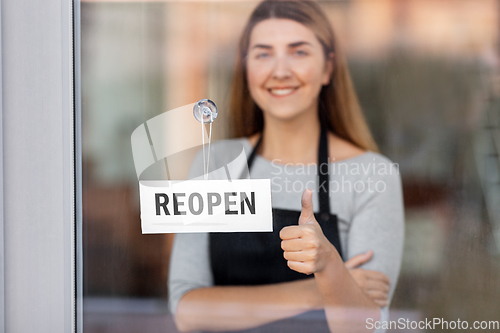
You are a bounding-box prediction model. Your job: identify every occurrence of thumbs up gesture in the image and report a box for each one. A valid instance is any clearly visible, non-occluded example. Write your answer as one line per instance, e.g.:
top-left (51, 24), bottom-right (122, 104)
top-left (279, 188), bottom-right (337, 275)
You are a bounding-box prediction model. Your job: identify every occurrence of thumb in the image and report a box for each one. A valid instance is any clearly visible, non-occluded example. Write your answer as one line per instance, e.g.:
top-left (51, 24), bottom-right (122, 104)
top-left (299, 188), bottom-right (315, 225)
top-left (344, 250), bottom-right (373, 269)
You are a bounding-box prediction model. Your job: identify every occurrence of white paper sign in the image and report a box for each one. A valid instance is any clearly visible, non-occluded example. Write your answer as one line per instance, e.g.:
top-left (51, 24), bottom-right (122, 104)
top-left (139, 179), bottom-right (272, 233)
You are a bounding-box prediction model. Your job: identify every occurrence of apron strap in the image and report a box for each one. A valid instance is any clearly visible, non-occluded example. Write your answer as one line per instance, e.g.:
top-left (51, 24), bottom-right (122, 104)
top-left (317, 127), bottom-right (331, 220)
top-left (244, 128), bottom-right (331, 217)
top-left (245, 134), bottom-right (263, 174)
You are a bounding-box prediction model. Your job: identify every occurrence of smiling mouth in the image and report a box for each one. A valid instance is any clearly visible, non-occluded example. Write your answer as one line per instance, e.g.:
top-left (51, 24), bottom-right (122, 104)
top-left (268, 87), bottom-right (298, 96)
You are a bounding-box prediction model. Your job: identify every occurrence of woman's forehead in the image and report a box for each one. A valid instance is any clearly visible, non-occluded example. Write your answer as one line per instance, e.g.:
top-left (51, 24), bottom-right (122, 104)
top-left (249, 18), bottom-right (320, 49)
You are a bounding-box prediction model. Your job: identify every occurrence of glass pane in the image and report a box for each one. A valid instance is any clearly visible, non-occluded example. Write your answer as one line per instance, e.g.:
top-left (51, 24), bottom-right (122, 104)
top-left (81, 0), bottom-right (500, 332)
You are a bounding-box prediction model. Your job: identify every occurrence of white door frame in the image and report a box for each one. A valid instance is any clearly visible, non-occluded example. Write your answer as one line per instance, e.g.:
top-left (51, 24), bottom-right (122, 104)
top-left (1, 0), bottom-right (78, 332)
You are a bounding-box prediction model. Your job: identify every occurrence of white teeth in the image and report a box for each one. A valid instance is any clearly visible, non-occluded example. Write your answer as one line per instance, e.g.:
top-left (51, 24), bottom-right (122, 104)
top-left (270, 88), bottom-right (295, 96)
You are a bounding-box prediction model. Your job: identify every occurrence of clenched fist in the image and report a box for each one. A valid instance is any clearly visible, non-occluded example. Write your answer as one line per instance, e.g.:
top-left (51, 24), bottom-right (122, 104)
top-left (279, 188), bottom-right (339, 275)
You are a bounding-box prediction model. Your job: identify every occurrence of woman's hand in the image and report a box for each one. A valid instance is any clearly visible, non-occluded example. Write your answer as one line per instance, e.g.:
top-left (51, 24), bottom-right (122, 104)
top-left (279, 189), bottom-right (340, 275)
top-left (280, 188), bottom-right (390, 307)
top-left (345, 250), bottom-right (391, 307)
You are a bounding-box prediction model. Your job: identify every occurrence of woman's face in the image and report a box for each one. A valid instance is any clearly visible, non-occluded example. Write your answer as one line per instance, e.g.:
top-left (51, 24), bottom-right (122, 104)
top-left (246, 18), bottom-right (332, 123)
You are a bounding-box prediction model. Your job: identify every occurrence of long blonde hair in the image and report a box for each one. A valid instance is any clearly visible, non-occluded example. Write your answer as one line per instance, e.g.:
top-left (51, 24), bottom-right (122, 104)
top-left (229, 0), bottom-right (379, 152)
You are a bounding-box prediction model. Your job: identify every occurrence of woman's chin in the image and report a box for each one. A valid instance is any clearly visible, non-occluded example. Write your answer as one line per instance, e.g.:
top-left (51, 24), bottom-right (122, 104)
top-left (264, 109), bottom-right (311, 123)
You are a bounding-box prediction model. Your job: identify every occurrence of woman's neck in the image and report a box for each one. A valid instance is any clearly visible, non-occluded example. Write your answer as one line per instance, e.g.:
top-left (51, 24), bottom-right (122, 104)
top-left (260, 112), bottom-right (321, 165)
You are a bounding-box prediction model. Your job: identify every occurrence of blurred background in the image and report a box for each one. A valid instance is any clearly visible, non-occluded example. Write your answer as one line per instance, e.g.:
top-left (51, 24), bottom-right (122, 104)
top-left (81, 0), bottom-right (500, 332)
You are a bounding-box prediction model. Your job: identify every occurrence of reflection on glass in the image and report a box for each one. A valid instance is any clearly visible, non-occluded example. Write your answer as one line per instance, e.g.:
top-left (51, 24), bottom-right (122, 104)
top-left (81, 0), bottom-right (500, 332)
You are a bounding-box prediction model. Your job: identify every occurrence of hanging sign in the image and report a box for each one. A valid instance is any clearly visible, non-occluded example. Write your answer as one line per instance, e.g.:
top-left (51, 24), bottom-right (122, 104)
top-left (132, 100), bottom-right (273, 234)
top-left (139, 179), bottom-right (272, 233)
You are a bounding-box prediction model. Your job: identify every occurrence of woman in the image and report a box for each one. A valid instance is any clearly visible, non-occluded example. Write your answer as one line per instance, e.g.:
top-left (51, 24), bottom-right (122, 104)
top-left (168, 1), bottom-right (404, 332)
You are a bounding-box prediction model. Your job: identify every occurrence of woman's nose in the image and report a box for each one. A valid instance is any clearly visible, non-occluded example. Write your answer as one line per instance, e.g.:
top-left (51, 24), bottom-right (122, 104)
top-left (271, 55), bottom-right (292, 80)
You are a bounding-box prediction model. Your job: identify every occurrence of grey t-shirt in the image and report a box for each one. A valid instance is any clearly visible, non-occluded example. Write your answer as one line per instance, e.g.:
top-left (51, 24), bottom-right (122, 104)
top-left (168, 138), bottom-right (405, 331)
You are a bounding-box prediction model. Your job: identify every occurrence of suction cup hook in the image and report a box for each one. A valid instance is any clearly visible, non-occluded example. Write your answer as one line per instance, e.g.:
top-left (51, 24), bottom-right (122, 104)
top-left (193, 99), bottom-right (218, 124)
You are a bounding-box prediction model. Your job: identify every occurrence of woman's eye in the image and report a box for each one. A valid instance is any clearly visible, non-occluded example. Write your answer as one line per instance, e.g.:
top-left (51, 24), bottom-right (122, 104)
top-left (294, 50), bottom-right (309, 56)
top-left (256, 53), bottom-right (270, 59)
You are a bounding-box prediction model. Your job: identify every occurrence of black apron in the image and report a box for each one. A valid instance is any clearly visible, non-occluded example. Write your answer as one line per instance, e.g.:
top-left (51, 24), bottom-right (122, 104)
top-left (208, 128), bottom-right (343, 332)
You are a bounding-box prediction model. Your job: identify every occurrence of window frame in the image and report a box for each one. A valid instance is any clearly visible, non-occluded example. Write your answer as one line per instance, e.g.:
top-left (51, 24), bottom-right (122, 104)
top-left (1, 0), bottom-right (78, 332)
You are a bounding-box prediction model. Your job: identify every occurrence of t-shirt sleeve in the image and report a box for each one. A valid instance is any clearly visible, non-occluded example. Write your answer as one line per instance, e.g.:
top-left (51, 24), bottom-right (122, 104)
top-left (168, 232), bottom-right (213, 315)
top-left (345, 155), bottom-right (405, 330)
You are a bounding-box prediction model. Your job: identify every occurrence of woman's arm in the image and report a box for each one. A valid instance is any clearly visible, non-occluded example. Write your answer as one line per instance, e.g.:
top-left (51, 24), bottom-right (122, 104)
top-left (174, 251), bottom-right (390, 332)
top-left (280, 189), bottom-right (381, 333)
top-left (281, 159), bottom-right (405, 333)
top-left (345, 250), bottom-right (391, 307)
top-left (171, 234), bottom-right (389, 333)
top-left (168, 230), bottom-right (322, 332)
top-left (315, 250), bottom-right (382, 333)
top-left (175, 278), bottom-right (322, 332)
